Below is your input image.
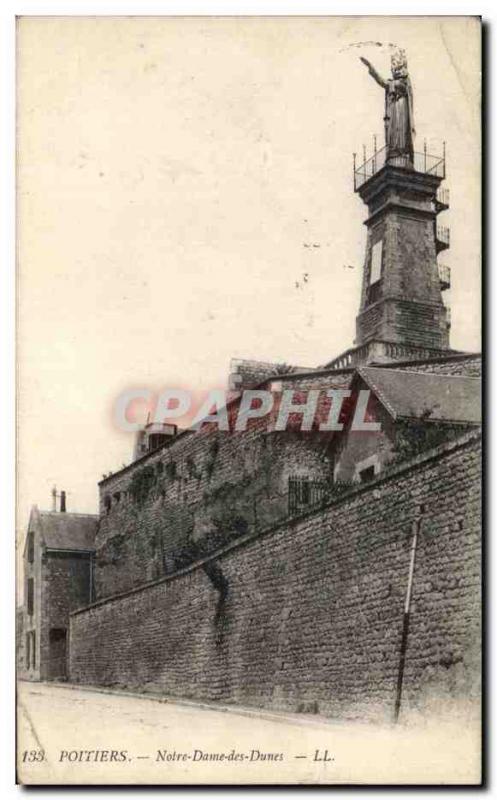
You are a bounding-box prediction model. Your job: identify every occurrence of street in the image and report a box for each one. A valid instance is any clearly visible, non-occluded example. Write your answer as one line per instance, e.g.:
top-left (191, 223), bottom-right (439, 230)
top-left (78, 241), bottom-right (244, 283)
top-left (17, 681), bottom-right (480, 785)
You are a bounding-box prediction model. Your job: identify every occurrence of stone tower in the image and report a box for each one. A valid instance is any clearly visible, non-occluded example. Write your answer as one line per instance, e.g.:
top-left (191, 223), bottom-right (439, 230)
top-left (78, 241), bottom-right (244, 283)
top-left (354, 145), bottom-right (451, 355)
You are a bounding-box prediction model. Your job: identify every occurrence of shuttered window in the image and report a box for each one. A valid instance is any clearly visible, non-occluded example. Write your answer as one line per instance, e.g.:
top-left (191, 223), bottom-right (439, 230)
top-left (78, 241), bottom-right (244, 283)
top-left (27, 579), bottom-right (34, 616)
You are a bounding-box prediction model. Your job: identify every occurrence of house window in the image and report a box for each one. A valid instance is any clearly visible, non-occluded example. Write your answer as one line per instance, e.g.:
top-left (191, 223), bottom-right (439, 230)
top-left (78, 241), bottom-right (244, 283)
top-left (104, 494), bottom-right (111, 514)
top-left (359, 465), bottom-right (376, 483)
top-left (354, 455), bottom-right (381, 484)
top-left (32, 631), bottom-right (36, 668)
top-left (148, 433), bottom-right (168, 451)
top-left (27, 578), bottom-right (34, 616)
top-left (26, 633), bottom-right (30, 668)
top-left (27, 531), bottom-right (34, 564)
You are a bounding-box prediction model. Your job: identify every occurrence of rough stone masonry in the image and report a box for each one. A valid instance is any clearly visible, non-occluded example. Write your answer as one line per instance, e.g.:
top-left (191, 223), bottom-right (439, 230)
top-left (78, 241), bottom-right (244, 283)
top-left (70, 431), bottom-right (481, 722)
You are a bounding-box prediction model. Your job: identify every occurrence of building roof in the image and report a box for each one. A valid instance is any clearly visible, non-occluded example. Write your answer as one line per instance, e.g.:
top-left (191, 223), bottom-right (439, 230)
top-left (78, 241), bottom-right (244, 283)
top-left (38, 511), bottom-right (98, 551)
top-left (358, 367), bottom-right (481, 424)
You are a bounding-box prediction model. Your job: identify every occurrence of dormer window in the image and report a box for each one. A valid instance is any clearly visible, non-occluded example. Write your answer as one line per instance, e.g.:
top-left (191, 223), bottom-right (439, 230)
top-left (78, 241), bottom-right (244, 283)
top-left (354, 455), bottom-right (381, 484)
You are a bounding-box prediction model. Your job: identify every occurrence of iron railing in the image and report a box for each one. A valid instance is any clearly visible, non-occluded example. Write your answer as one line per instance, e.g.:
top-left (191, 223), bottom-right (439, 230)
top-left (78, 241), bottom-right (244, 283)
top-left (436, 225), bottom-right (450, 248)
top-left (353, 142), bottom-right (446, 191)
top-left (288, 477), bottom-right (330, 515)
top-left (436, 187), bottom-right (450, 208)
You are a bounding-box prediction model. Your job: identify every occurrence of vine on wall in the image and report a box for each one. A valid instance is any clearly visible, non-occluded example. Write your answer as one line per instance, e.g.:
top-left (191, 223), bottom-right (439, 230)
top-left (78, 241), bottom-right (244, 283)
top-left (129, 465), bottom-right (157, 506)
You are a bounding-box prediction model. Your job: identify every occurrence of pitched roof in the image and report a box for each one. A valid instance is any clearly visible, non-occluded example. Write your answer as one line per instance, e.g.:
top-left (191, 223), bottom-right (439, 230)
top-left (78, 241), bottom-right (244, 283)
top-left (358, 367), bottom-right (481, 424)
top-left (38, 512), bottom-right (98, 551)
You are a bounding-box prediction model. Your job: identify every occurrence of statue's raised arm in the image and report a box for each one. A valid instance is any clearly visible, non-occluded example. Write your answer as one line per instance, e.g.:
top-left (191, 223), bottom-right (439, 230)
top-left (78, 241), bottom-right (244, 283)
top-left (359, 49), bottom-right (415, 166)
top-left (359, 56), bottom-right (387, 89)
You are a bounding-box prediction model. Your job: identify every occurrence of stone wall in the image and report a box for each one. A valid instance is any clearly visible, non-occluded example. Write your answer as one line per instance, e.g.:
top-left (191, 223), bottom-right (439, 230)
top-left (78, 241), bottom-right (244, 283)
top-left (96, 372), bottom-right (357, 599)
top-left (70, 431), bottom-right (481, 722)
top-left (44, 552), bottom-right (93, 628)
top-left (40, 552), bottom-right (93, 680)
top-left (96, 422), bottom-right (335, 598)
top-left (228, 358), bottom-right (312, 390)
top-left (95, 357), bottom-right (480, 600)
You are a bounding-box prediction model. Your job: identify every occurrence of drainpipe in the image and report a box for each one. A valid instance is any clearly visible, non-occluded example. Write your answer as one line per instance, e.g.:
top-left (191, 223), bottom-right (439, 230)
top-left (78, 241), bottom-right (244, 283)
top-left (89, 553), bottom-right (94, 603)
top-left (394, 503), bottom-right (424, 723)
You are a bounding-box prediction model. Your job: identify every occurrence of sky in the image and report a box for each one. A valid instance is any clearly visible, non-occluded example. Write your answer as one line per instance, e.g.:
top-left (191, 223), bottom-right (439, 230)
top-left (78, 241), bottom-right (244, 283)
top-left (17, 16), bottom-right (481, 539)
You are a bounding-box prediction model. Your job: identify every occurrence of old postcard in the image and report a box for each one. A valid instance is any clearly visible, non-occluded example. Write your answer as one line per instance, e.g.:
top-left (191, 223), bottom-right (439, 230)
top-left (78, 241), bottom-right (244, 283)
top-left (16, 15), bottom-right (482, 785)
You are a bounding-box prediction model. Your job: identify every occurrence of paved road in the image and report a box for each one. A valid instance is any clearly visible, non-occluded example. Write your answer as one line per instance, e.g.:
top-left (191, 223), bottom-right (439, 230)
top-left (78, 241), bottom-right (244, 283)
top-left (17, 681), bottom-right (480, 785)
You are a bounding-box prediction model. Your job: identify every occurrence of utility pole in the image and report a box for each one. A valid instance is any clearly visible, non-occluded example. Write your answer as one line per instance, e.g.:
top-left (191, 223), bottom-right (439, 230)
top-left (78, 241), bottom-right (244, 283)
top-left (394, 503), bottom-right (424, 723)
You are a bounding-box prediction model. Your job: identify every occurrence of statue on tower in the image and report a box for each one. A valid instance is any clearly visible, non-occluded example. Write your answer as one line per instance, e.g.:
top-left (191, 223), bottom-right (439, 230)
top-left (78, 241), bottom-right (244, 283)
top-left (360, 48), bottom-right (415, 166)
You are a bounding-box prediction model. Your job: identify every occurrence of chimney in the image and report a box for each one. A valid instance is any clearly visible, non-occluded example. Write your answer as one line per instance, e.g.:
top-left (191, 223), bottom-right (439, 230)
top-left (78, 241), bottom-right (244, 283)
top-left (51, 486), bottom-right (57, 512)
top-left (60, 490), bottom-right (66, 513)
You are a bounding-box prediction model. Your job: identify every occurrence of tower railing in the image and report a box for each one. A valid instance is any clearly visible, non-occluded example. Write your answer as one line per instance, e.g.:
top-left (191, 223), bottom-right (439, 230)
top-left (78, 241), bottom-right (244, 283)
top-left (353, 143), bottom-right (446, 191)
top-left (324, 340), bottom-right (453, 371)
top-left (436, 225), bottom-right (450, 248)
top-left (436, 187), bottom-right (450, 208)
top-left (438, 263), bottom-right (451, 290)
